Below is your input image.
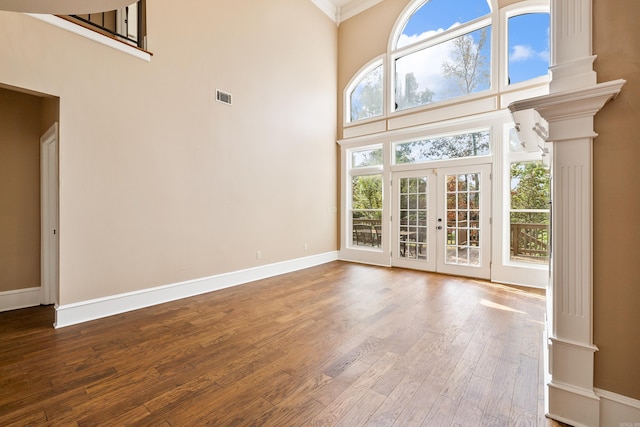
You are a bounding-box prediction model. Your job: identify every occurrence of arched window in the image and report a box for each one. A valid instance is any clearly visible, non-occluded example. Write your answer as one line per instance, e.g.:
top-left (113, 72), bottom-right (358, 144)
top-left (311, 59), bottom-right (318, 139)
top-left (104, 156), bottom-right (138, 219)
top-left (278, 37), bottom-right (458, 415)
top-left (392, 0), bottom-right (493, 111)
top-left (346, 59), bottom-right (384, 123)
top-left (395, 0), bottom-right (491, 49)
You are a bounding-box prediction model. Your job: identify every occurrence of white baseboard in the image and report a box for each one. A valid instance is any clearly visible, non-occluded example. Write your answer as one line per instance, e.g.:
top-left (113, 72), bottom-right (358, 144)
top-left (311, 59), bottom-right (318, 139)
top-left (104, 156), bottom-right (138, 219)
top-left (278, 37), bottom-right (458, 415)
top-left (54, 251), bottom-right (338, 328)
top-left (0, 287), bottom-right (41, 312)
top-left (596, 388), bottom-right (640, 426)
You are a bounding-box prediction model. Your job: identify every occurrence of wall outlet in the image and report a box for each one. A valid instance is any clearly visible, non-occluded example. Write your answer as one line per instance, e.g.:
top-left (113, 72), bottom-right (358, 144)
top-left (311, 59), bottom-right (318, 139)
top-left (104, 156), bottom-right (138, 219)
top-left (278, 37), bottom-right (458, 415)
top-left (256, 251), bottom-right (262, 259)
top-left (303, 243), bottom-right (308, 251)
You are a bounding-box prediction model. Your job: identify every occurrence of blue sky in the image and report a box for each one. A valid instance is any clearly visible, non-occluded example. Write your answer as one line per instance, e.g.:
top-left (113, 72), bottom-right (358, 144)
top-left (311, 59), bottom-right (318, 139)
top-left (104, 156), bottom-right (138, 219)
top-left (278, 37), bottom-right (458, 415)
top-left (399, 0), bottom-right (550, 84)
top-left (402, 0), bottom-right (490, 38)
top-left (507, 13), bottom-right (550, 84)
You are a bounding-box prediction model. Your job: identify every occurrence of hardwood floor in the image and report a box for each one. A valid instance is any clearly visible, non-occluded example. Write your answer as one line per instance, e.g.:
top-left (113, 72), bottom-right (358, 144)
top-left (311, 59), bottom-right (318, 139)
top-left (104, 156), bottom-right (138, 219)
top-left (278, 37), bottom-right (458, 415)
top-left (0, 261), bottom-right (570, 426)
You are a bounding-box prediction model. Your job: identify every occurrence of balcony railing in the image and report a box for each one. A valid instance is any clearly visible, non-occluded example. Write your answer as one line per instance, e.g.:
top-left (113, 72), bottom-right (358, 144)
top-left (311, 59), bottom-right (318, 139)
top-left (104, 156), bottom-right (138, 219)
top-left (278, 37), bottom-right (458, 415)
top-left (510, 222), bottom-right (549, 263)
top-left (64, 1), bottom-right (146, 49)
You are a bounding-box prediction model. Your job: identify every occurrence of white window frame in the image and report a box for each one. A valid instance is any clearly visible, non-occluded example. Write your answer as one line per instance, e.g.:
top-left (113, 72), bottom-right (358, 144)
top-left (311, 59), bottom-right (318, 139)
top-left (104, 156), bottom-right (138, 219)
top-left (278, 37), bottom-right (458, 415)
top-left (490, 123), bottom-right (549, 288)
top-left (344, 56), bottom-right (385, 125)
top-left (499, 1), bottom-right (551, 92)
top-left (388, 1), bottom-right (495, 116)
top-left (340, 0), bottom-right (552, 287)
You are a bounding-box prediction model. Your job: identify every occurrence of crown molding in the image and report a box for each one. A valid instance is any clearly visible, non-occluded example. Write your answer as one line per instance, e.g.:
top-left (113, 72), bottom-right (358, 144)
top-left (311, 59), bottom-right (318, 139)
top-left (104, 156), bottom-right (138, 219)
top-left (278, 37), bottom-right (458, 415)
top-left (311, 0), bottom-right (339, 23)
top-left (310, 0), bottom-right (383, 25)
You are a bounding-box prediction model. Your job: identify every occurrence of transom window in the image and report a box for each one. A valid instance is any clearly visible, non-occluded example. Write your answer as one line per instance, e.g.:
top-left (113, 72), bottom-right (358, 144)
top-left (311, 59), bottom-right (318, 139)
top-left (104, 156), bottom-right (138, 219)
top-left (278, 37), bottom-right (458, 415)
top-left (394, 129), bottom-right (490, 164)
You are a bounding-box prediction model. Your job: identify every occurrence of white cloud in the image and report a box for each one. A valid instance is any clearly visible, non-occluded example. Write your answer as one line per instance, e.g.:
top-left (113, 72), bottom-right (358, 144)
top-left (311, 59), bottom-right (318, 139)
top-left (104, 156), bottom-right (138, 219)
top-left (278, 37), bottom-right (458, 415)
top-left (397, 29), bottom-right (444, 49)
top-left (396, 39), bottom-right (454, 100)
top-left (511, 44), bottom-right (549, 62)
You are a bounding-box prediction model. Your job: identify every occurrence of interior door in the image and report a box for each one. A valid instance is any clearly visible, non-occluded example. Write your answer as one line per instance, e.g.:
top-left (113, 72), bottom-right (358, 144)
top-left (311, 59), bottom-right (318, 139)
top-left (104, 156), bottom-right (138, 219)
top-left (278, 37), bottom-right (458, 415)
top-left (392, 164), bottom-right (491, 279)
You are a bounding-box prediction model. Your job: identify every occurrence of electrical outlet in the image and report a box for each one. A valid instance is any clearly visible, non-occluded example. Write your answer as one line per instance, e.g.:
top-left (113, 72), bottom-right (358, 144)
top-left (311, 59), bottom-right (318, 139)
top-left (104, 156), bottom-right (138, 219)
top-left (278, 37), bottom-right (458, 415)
top-left (303, 243), bottom-right (308, 251)
top-left (256, 251), bottom-right (262, 259)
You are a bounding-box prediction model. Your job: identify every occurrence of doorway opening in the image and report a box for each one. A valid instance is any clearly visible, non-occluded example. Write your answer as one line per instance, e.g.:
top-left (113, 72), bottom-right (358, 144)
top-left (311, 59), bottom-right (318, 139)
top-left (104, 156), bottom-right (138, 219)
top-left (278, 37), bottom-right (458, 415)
top-left (0, 85), bottom-right (59, 312)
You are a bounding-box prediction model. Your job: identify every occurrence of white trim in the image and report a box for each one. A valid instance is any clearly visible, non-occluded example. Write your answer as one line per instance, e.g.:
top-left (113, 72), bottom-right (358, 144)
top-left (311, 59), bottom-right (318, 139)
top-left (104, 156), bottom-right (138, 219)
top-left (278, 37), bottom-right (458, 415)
top-left (54, 251), bottom-right (338, 328)
top-left (547, 380), bottom-right (600, 427)
top-left (0, 287), bottom-right (41, 312)
top-left (40, 122), bottom-right (59, 306)
top-left (344, 55), bottom-right (385, 126)
top-left (596, 388), bottom-right (640, 427)
top-left (310, 0), bottom-right (382, 24)
top-left (26, 14), bottom-right (151, 62)
top-left (310, 0), bottom-right (338, 23)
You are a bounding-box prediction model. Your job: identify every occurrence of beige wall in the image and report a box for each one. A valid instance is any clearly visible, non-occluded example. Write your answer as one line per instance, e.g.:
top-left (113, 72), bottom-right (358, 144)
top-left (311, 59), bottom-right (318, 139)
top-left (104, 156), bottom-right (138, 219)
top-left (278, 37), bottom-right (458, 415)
top-left (0, 0), bottom-right (338, 304)
top-left (0, 88), bottom-right (42, 292)
top-left (337, 0), bottom-right (640, 402)
top-left (593, 0), bottom-right (640, 401)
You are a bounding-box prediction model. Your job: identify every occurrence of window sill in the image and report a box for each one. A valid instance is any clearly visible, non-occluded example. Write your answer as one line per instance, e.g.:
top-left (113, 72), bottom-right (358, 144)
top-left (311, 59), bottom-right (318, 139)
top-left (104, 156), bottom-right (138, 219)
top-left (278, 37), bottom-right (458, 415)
top-left (26, 13), bottom-right (152, 62)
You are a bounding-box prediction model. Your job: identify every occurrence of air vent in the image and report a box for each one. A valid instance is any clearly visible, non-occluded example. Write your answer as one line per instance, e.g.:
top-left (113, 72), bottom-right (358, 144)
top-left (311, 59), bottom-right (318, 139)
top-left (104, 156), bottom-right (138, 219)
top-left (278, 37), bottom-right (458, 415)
top-left (216, 89), bottom-right (232, 105)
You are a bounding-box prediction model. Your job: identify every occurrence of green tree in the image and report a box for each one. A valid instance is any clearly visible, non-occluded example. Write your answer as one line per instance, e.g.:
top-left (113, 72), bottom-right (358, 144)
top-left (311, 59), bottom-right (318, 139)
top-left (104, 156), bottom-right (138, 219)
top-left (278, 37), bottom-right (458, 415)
top-left (352, 175), bottom-right (382, 220)
top-left (395, 131), bottom-right (490, 164)
top-left (510, 161), bottom-right (550, 224)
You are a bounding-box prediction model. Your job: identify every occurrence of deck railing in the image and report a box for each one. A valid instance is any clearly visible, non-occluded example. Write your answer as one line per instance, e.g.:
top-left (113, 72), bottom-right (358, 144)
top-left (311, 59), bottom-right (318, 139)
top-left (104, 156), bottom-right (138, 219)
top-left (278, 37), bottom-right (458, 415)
top-left (510, 222), bottom-right (549, 261)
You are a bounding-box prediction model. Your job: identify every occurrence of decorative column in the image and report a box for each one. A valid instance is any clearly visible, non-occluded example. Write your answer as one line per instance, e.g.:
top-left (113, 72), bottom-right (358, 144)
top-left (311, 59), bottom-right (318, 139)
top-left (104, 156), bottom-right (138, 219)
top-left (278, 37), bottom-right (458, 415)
top-left (509, 1), bottom-right (626, 426)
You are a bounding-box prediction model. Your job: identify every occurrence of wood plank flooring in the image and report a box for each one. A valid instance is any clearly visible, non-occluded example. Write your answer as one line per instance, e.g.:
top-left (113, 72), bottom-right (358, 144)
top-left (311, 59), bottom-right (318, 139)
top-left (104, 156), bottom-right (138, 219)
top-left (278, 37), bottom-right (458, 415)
top-left (0, 261), bottom-right (569, 426)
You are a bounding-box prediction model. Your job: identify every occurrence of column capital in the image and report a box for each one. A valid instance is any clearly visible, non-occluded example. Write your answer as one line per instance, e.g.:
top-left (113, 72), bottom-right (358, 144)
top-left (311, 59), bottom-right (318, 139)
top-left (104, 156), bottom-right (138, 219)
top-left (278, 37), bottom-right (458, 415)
top-left (508, 79), bottom-right (625, 142)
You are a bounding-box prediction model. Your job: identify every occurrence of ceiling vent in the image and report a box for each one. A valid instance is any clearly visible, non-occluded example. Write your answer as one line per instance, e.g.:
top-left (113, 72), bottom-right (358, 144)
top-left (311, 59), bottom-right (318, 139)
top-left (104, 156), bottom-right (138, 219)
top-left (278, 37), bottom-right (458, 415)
top-left (216, 89), bottom-right (232, 105)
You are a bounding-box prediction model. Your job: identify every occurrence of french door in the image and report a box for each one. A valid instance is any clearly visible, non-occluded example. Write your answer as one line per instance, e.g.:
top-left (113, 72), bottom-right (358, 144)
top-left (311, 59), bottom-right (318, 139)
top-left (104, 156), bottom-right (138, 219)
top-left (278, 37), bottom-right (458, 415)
top-left (391, 164), bottom-right (491, 279)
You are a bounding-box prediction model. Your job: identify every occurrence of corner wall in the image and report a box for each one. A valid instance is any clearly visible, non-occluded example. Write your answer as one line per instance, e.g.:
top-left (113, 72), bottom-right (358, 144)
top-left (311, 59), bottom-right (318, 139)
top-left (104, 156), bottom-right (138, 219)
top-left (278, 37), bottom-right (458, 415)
top-left (592, 0), bottom-right (640, 402)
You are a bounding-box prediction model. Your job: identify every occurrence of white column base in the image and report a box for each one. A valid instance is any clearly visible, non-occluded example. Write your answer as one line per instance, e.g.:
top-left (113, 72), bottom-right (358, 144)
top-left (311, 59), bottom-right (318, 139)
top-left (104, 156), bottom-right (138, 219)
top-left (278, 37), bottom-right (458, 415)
top-left (546, 337), bottom-right (600, 426)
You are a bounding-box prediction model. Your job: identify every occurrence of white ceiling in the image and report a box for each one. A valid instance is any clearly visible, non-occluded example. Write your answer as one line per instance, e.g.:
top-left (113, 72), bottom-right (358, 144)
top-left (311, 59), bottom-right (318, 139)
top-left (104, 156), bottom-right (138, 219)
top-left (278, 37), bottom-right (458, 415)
top-left (311, 0), bottom-right (383, 24)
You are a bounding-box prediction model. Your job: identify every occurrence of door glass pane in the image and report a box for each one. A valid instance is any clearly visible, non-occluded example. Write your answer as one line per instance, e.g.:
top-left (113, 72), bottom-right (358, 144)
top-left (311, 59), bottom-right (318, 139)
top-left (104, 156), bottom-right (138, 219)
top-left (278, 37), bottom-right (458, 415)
top-left (398, 176), bottom-right (429, 260)
top-left (445, 173), bottom-right (482, 266)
